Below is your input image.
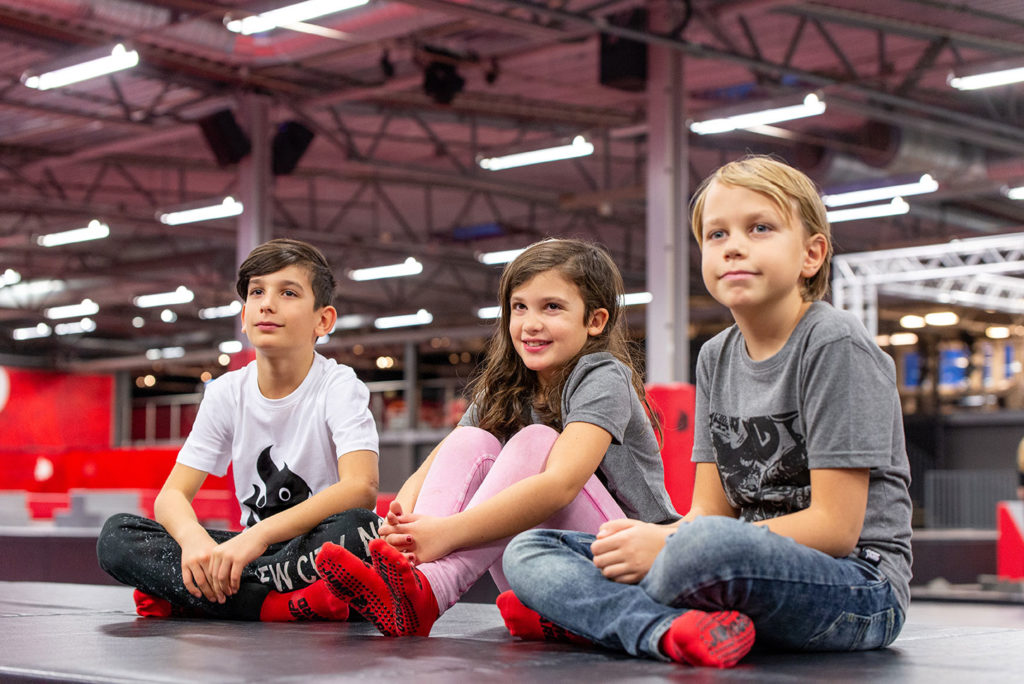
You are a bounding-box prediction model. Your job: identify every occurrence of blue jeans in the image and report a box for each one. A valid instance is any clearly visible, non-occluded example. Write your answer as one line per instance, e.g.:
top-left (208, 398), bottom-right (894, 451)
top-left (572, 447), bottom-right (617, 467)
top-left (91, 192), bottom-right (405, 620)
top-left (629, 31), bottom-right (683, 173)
top-left (502, 516), bottom-right (904, 660)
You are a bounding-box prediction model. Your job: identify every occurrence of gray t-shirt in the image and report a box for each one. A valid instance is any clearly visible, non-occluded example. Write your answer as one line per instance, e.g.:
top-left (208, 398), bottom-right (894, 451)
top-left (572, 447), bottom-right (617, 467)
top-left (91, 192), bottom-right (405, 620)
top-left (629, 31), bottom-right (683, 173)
top-left (692, 301), bottom-right (913, 611)
top-left (459, 352), bottom-right (678, 523)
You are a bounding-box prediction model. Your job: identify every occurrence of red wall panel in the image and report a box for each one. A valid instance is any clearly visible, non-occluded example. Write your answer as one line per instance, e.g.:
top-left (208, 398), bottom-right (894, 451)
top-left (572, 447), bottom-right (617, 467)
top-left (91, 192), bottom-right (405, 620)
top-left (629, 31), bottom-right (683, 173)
top-left (0, 366), bottom-right (113, 451)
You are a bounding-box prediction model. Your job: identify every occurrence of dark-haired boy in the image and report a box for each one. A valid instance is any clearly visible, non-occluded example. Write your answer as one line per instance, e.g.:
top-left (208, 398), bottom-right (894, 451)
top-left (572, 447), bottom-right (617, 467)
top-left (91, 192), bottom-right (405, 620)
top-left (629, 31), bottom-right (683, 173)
top-left (98, 238), bottom-right (381, 621)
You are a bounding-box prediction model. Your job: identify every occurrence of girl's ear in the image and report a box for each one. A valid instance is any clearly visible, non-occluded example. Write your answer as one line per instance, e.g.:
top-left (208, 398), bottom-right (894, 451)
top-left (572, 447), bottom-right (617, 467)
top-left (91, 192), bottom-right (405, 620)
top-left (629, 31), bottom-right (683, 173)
top-left (801, 232), bottom-right (828, 279)
top-left (586, 308), bottom-right (610, 337)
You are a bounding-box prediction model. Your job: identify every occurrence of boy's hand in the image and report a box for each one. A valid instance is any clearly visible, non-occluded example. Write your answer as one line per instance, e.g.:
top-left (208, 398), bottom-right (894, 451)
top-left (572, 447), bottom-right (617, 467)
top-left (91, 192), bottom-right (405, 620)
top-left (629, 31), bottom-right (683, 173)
top-left (590, 519), bottom-right (674, 584)
top-left (207, 530), bottom-right (269, 600)
top-left (180, 534), bottom-right (221, 602)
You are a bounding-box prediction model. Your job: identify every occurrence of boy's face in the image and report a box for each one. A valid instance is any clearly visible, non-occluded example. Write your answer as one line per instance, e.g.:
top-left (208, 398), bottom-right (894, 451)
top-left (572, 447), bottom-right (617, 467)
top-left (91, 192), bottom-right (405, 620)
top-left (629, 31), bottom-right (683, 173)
top-left (698, 181), bottom-right (826, 315)
top-left (240, 264), bottom-right (335, 355)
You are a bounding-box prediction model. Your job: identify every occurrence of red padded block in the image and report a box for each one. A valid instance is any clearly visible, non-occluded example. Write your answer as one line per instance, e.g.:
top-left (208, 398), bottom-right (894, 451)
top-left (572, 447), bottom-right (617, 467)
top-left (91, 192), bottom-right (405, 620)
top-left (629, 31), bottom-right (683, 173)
top-left (997, 501), bottom-right (1024, 580)
top-left (646, 383), bottom-right (696, 515)
top-left (375, 492), bottom-right (396, 517)
top-left (26, 492), bottom-right (70, 519)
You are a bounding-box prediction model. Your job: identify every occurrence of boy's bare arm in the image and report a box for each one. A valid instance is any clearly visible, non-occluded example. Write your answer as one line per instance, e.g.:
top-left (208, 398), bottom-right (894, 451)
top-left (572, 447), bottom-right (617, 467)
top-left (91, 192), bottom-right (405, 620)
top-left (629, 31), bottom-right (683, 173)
top-left (154, 463), bottom-right (223, 602)
top-left (753, 467), bottom-right (869, 557)
top-left (207, 449), bottom-right (379, 597)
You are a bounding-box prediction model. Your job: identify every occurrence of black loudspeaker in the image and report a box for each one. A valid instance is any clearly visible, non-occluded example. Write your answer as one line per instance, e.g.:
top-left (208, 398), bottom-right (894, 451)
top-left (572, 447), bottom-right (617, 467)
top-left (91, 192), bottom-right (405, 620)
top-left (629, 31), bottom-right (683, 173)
top-left (599, 8), bottom-right (648, 92)
top-left (198, 109), bottom-right (251, 166)
top-left (272, 121), bottom-right (315, 175)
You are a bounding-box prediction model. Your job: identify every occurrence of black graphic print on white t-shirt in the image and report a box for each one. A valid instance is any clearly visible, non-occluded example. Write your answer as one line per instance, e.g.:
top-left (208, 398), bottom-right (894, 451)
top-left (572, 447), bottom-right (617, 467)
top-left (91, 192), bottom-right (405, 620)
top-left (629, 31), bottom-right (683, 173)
top-left (709, 410), bottom-right (810, 522)
top-left (242, 445), bottom-right (313, 527)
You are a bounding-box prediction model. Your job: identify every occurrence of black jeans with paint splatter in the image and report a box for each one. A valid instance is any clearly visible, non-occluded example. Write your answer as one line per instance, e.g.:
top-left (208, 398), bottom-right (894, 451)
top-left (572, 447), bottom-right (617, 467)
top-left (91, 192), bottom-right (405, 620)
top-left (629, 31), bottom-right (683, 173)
top-left (96, 507), bottom-right (381, 620)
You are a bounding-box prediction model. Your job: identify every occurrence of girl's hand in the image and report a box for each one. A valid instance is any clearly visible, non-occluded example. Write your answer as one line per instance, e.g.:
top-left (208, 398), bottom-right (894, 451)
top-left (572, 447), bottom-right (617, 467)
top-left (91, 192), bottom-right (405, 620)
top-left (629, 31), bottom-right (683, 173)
top-left (590, 519), bottom-right (674, 584)
top-left (206, 529), bottom-right (269, 600)
top-left (378, 500), bottom-right (421, 553)
top-left (180, 534), bottom-right (221, 602)
top-left (379, 514), bottom-right (453, 564)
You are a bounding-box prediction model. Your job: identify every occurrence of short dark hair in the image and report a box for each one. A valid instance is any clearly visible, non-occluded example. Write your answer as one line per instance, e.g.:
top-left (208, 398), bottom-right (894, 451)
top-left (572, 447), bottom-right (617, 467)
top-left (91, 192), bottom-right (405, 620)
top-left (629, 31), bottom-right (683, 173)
top-left (236, 238), bottom-right (336, 309)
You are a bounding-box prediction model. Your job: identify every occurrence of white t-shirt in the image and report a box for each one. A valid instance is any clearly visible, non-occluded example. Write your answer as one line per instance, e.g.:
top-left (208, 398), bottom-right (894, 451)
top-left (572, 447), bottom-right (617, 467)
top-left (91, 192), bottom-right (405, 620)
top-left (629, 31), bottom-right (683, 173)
top-left (177, 353), bottom-right (379, 528)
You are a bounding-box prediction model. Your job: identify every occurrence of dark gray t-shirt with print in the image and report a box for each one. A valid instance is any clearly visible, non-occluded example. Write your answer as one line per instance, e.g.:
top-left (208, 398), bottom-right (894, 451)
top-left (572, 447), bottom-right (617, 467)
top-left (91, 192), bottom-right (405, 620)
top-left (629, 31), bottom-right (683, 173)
top-left (691, 301), bottom-right (913, 611)
top-left (459, 352), bottom-right (678, 524)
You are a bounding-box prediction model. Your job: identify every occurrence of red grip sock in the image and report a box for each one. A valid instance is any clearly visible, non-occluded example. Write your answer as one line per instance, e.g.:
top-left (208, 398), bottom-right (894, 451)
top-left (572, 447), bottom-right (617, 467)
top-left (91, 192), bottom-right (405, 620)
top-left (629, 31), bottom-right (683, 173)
top-left (259, 578), bottom-right (350, 622)
top-left (133, 590), bottom-right (199, 618)
top-left (315, 542), bottom-right (399, 635)
top-left (133, 589), bottom-right (174, 618)
top-left (369, 538), bottom-right (439, 637)
top-left (496, 590), bottom-right (591, 645)
top-left (659, 610), bottom-right (755, 668)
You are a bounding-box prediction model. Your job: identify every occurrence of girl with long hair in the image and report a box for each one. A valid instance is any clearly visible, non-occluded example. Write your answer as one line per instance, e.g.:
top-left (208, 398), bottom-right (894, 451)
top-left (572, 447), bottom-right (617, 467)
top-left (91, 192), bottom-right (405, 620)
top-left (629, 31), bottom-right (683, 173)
top-left (316, 238), bottom-right (677, 636)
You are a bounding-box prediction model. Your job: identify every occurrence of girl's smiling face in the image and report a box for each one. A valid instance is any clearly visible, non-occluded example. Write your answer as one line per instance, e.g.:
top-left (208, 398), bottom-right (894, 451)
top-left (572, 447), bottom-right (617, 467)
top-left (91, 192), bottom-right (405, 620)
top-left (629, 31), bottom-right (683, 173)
top-left (508, 269), bottom-right (608, 388)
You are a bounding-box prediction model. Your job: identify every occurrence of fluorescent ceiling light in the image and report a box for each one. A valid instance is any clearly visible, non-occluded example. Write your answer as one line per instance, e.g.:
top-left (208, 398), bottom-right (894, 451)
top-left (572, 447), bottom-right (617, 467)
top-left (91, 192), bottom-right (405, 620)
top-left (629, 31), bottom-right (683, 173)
top-left (986, 326), bottom-right (1010, 339)
top-left (22, 43), bottom-right (139, 90)
top-left (822, 175), bottom-right (938, 207)
top-left (333, 314), bottom-right (370, 331)
top-left (479, 136), bottom-right (594, 171)
top-left (477, 248), bottom-right (526, 265)
top-left (374, 309), bottom-right (433, 329)
top-left (948, 63), bottom-right (1024, 91)
top-left (349, 257), bottom-right (423, 281)
top-left (146, 346), bottom-right (186, 360)
top-left (620, 292), bottom-right (653, 306)
top-left (924, 311), bottom-right (959, 326)
top-left (226, 0), bottom-right (369, 35)
top-left (889, 332), bottom-right (919, 346)
top-left (1, 269), bottom-right (21, 287)
top-left (12, 323), bottom-right (52, 341)
top-left (37, 219), bottom-right (110, 247)
top-left (689, 93), bottom-right (825, 135)
top-left (160, 309), bottom-right (178, 323)
top-left (199, 301), bottom-right (243, 319)
top-left (219, 340), bottom-right (244, 354)
top-left (158, 197), bottom-right (243, 225)
top-left (826, 197), bottom-right (909, 223)
top-left (54, 318), bottom-right (96, 336)
top-left (44, 299), bottom-right (99, 320)
top-left (134, 286), bottom-right (194, 308)
top-left (900, 315), bottom-right (925, 329)
top-left (1003, 185), bottom-right (1024, 200)
top-left (476, 306), bottom-right (500, 319)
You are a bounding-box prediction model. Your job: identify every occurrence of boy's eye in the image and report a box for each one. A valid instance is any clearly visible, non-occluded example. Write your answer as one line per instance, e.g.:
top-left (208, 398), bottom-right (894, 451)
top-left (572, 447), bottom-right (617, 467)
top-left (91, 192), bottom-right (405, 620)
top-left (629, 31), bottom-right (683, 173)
top-left (752, 223), bottom-right (772, 234)
top-left (544, 302), bottom-right (562, 311)
top-left (248, 287), bottom-right (263, 296)
top-left (706, 229), bottom-right (725, 241)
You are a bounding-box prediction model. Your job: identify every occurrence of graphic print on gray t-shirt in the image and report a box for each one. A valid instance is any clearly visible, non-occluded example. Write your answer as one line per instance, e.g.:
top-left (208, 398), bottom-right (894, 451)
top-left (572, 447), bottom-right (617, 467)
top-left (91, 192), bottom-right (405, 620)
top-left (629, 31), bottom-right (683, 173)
top-left (710, 410), bottom-right (810, 521)
top-left (241, 445), bottom-right (312, 526)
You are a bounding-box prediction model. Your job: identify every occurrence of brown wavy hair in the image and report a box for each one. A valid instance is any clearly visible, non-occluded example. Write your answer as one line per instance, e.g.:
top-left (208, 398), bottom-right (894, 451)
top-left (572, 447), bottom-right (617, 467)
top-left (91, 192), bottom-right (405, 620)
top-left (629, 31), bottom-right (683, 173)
top-left (467, 238), bottom-right (659, 443)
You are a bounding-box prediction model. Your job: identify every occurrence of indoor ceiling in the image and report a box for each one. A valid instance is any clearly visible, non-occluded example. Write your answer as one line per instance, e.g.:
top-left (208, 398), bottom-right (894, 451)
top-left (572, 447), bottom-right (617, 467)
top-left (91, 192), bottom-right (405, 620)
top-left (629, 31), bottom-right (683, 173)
top-left (1, 0), bottom-right (1023, 375)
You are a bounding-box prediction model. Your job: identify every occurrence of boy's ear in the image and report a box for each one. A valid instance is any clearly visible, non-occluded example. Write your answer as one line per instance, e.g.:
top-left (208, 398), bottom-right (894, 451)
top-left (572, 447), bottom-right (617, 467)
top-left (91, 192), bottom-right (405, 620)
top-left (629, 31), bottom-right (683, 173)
top-left (801, 233), bottom-right (828, 279)
top-left (315, 305), bottom-right (337, 338)
top-left (586, 307), bottom-right (610, 337)
top-left (239, 302), bottom-right (247, 335)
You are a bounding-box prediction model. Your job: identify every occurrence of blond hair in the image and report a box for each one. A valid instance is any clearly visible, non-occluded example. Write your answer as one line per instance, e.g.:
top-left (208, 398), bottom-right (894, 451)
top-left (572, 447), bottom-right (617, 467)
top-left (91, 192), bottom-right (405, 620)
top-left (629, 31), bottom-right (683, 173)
top-left (689, 155), bottom-right (834, 301)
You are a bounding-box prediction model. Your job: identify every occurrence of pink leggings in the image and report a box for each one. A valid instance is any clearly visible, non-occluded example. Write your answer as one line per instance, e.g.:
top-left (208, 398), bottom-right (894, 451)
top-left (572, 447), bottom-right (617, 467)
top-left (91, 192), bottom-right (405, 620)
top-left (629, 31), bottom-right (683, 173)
top-left (413, 424), bottom-right (625, 612)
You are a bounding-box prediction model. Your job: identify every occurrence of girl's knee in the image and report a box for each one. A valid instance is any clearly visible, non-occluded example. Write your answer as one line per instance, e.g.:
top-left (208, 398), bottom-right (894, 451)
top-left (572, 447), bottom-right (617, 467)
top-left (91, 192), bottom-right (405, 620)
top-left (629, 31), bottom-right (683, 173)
top-left (501, 425), bottom-right (559, 465)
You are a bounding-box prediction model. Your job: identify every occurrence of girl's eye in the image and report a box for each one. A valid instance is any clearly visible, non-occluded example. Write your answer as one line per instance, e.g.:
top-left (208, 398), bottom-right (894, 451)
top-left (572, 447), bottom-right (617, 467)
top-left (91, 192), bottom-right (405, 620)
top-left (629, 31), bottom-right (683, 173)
top-left (510, 302), bottom-right (525, 311)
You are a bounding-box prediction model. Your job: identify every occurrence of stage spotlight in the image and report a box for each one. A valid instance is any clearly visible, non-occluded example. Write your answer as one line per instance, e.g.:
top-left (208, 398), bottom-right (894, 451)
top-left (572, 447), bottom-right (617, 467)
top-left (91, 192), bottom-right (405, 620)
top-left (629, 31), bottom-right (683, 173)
top-left (380, 50), bottom-right (395, 79)
top-left (484, 58), bottom-right (499, 85)
top-left (423, 60), bottom-right (464, 105)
